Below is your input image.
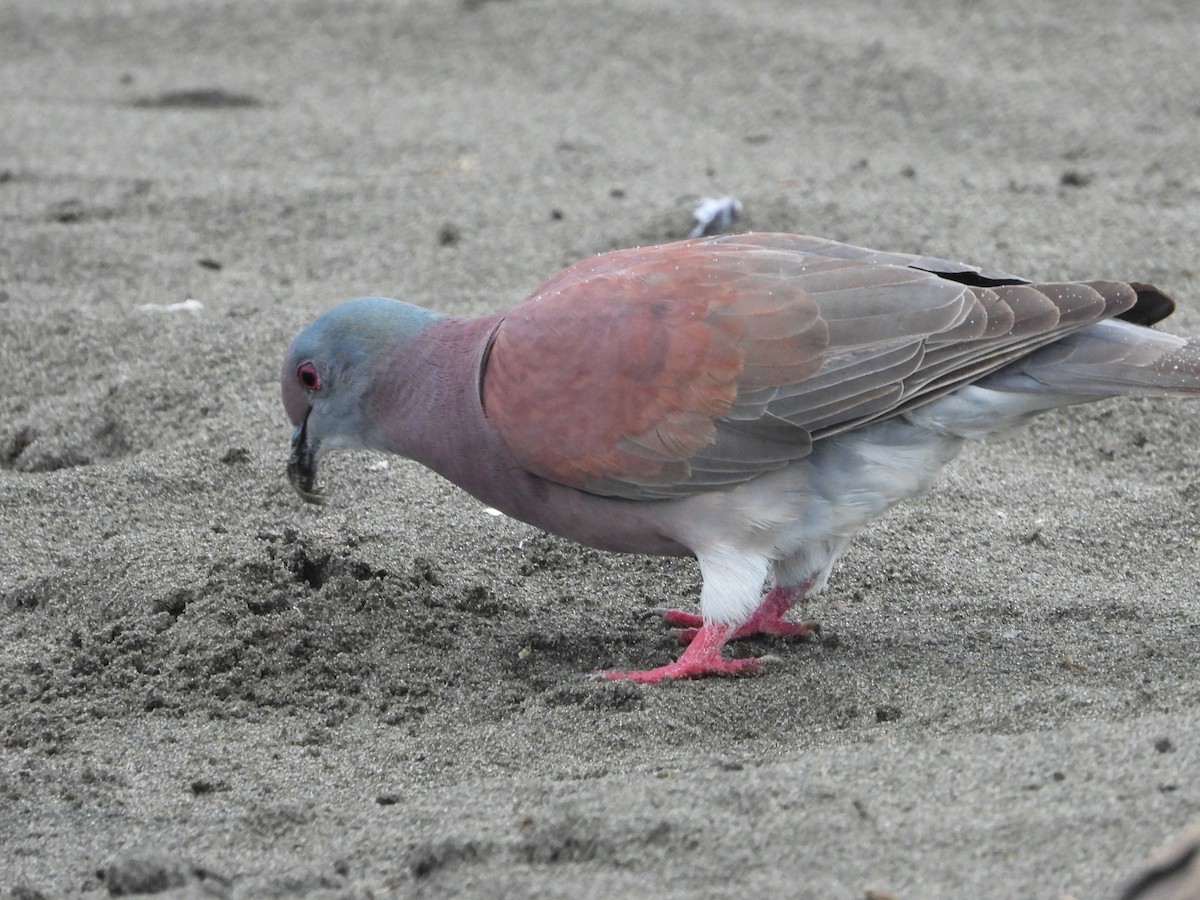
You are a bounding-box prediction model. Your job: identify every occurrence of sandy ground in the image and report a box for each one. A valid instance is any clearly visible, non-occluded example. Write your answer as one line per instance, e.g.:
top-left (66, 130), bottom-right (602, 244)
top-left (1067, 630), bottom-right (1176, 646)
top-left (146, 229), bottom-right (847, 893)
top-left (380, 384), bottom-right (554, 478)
top-left (3, 1), bottom-right (1200, 897)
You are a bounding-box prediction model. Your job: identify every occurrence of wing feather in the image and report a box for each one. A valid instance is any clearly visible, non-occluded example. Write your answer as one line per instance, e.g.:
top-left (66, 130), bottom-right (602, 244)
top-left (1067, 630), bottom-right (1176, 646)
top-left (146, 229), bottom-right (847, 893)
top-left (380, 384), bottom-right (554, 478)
top-left (481, 235), bottom-right (1156, 499)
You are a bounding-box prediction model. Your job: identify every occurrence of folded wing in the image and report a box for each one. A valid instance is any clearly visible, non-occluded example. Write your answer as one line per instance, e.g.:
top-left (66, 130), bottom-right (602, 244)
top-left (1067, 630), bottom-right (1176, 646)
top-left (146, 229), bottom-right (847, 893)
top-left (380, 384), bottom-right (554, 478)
top-left (481, 235), bottom-right (1167, 499)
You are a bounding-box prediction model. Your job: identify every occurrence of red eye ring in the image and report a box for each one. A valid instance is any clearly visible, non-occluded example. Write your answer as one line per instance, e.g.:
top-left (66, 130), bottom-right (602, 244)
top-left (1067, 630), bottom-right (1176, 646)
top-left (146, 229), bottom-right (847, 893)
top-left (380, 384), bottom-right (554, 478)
top-left (296, 362), bottom-right (320, 391)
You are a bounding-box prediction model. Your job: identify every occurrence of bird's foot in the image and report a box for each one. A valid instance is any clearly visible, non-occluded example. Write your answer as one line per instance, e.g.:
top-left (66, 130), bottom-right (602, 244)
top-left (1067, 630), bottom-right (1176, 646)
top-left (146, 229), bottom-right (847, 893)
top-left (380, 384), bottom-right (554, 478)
top-left (652, 585), bottom-right (819, 646)
top-left (599, 622), bottom-right (771, 683)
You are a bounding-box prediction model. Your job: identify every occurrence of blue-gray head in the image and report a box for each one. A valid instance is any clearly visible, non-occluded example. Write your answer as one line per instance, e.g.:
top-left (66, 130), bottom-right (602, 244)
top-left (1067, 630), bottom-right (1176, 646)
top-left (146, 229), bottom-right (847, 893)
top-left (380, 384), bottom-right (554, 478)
top-left (281, 296), bottom-right (444, 503)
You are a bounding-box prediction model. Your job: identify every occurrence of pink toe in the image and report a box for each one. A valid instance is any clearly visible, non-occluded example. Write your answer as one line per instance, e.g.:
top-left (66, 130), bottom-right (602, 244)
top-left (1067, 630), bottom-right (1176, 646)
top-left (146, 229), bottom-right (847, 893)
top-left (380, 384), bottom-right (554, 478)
top-left (599, 622), bottom-right (770, 683)
top-left (658, 609), bottom-right (704, 628)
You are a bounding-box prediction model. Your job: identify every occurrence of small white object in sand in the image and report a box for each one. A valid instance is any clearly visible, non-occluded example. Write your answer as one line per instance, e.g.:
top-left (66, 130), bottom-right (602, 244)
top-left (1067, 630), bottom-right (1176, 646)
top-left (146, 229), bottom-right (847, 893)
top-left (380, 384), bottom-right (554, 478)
top-left (688, 196), bottom-right (743, 237)
top-left (366, 459), bottom-right (390, 472)
top-left (137, 298), bottom-right (204, 314)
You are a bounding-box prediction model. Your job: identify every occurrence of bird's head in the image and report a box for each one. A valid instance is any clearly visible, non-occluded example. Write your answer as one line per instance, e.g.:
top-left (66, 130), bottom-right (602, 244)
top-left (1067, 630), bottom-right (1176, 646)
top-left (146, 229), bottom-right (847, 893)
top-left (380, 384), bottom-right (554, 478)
top-left (281, 296), bottom-right (444, 504)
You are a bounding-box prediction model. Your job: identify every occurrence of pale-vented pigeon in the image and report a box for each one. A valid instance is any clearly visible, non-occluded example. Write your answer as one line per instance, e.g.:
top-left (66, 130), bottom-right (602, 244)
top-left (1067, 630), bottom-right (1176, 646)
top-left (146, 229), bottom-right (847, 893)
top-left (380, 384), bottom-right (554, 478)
top-left (281, 233), bottom-right (1200, 683)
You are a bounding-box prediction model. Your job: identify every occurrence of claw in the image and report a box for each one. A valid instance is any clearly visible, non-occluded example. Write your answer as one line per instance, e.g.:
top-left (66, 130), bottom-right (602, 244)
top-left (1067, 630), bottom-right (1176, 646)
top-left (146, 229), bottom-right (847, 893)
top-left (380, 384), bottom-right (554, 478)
top-left (599, 622), bottom-right (771, 683)
top-left (657, 609), bottom-right (704, 628)
top-left (613, 586), bottom-right (817, 680)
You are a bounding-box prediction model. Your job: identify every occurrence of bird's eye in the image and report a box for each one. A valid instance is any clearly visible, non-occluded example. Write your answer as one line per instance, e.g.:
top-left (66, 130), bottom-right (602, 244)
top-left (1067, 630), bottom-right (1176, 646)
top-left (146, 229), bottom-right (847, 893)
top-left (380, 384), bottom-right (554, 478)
top-left (297, 362), bottom-right (320, 391)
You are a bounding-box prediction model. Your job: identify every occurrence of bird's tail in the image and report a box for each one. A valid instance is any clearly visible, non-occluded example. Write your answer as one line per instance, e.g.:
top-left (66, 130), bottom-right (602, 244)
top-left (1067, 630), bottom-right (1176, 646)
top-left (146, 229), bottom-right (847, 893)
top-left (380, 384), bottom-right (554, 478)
top-left (907, 316), bottom-right (1200, 440)
top-left (997, 319), bottom-right (1200, 397)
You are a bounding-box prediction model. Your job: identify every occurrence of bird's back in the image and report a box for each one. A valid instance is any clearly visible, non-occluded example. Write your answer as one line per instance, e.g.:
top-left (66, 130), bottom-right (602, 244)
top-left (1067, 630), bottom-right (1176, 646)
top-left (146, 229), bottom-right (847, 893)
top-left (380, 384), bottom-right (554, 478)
top-left (481, 234), bottom-right (1198, 502)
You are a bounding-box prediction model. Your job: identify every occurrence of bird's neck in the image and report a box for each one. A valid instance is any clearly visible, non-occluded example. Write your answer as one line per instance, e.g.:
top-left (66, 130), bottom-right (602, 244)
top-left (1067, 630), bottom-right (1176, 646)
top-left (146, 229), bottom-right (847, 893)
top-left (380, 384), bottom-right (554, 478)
top-left (368, 313), bottom-right (514, 500)
top-left (367, 312), bottom-right (690, 556)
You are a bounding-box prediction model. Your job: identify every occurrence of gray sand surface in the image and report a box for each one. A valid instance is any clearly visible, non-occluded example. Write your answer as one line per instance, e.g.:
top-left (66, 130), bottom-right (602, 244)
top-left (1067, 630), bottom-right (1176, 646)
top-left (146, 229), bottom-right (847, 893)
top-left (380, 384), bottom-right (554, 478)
top-left (3, 1), bottom-right (1199, 897)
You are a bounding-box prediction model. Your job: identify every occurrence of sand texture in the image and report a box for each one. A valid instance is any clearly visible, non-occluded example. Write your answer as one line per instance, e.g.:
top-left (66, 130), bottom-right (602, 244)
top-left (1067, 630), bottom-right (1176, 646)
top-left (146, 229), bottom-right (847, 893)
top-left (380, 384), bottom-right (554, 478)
top-left (3, 1), bottom-right (1200, 897)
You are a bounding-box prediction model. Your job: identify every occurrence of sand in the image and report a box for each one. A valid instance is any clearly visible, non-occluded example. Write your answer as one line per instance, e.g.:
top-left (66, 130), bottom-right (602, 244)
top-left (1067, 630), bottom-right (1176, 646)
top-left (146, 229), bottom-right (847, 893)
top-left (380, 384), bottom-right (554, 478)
top-left (3, 1), bottom-right (1200, 897)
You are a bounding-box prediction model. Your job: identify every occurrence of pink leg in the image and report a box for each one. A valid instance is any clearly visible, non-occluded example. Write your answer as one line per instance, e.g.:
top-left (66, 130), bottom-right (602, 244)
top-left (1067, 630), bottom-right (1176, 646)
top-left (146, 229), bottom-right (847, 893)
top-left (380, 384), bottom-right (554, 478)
top-left (599, 621), bottom-right (766, 683)
top-left (661, 584), bottom-right (819, 645)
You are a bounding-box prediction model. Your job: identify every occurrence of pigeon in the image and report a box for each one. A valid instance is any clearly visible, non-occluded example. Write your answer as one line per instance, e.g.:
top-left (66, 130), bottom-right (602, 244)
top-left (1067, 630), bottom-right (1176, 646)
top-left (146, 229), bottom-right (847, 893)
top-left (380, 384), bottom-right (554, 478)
top-left (281, 233), bottom-right (1200, 683)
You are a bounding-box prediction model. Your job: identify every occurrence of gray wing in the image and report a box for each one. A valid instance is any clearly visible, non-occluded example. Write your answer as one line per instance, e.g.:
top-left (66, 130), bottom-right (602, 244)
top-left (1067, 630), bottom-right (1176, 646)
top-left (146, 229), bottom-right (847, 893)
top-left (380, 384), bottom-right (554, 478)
top-left (593, 234), bottom-right (1167, 500)
top-left (703, 232), bottom-right (1030, 284)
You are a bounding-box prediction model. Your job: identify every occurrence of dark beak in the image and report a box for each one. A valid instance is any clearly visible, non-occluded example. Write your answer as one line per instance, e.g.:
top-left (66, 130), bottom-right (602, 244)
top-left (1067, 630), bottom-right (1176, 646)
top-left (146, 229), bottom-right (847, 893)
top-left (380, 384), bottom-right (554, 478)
top-left (287, 412), bottom-right (325, 504)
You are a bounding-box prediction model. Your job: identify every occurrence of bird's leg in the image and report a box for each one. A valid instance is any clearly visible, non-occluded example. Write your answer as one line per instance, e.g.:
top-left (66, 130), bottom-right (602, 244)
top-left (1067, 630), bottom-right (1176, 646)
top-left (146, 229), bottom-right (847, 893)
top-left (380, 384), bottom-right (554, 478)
top-left (658, 583), bottom-right (819, 645)
top-left (600, 584), bottom-right (820, 682)
top-left (599, 621), bottom-right (767, 683)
